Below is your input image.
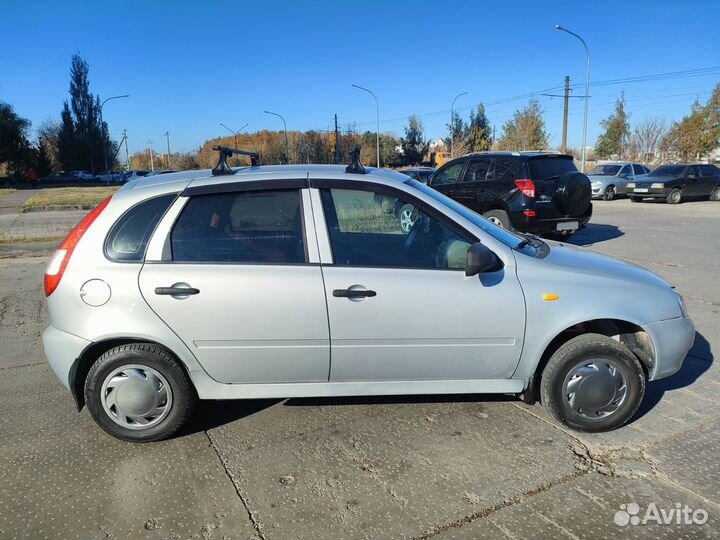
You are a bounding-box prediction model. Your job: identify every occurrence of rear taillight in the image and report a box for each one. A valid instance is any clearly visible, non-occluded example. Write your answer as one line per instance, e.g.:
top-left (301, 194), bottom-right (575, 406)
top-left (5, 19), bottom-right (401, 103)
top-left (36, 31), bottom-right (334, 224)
top-left (514, 179), bottom-right (536, 198)
top-left (44, 197), bottom-right (112, 296)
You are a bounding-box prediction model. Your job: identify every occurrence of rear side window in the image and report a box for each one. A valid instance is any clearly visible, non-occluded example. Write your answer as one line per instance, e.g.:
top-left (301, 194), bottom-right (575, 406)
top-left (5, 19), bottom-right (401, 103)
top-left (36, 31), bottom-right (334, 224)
top-left (489, 159), bottom-right (518, 182)
top-left (170, 189), bottom-right (305, 264)
top-left (527, 158), bottom-right (577, 180)
top-left (700, 165), bottom-right (718, 177)
top-left (105, 194), bottom-right (176, 262)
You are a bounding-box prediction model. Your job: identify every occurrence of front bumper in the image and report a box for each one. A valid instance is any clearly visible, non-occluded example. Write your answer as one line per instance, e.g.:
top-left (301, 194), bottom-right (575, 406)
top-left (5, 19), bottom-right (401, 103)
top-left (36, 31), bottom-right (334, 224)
top-left (42, 326), bottom-right (91, 390)
top-left (627, 187), bottom-right (668, 198)
top-left (643, 316), bottom-right (695, 380)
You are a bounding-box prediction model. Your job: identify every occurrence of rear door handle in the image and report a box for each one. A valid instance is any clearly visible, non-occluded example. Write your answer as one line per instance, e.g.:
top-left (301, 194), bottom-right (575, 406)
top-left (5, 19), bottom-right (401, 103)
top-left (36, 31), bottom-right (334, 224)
top-left (155, 286), bottom-right (200, 296)
top-left (333, 289), bottom-right (377, 298)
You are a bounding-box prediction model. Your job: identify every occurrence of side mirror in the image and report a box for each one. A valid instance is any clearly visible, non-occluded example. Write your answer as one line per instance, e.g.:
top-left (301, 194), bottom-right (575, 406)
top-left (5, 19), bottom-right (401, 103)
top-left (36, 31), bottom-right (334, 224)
top-left (465, 242), bottom-right (503, 276)
top-left (618, 172), bottom-right (627, 178)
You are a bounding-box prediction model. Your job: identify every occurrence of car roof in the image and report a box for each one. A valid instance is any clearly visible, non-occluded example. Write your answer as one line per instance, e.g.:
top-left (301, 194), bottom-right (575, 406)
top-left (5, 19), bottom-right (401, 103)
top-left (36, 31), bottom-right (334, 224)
top-left (123, 164), bottom-right (411, 193)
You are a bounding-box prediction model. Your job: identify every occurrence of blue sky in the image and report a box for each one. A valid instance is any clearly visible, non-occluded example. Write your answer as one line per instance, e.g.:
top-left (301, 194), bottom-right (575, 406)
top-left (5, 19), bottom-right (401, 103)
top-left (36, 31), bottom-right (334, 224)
top-left (2, 0), bottom-right (719, 156)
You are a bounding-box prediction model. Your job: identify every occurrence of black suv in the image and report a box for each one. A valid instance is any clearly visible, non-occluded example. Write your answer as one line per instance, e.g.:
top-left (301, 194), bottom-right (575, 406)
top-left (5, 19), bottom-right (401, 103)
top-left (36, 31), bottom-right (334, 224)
top-left (427, 152), bottom-right (592, 237)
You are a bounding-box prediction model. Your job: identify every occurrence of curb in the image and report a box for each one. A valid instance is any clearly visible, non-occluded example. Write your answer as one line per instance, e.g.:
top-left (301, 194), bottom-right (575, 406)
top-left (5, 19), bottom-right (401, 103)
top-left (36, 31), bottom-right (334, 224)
top-left (21, 204), bottom-right (96, 213)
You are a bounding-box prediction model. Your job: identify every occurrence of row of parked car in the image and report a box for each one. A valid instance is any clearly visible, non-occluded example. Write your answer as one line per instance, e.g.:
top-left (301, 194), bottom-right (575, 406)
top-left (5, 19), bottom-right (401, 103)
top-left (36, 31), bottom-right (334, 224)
top-left (392, 153), bottom-right (720, 238)
top-left (38, 169), bottom-right (177, 185)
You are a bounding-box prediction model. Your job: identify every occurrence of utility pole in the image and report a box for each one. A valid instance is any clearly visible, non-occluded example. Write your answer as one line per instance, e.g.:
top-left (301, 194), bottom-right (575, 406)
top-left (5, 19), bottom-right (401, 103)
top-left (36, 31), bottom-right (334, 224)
top-left (123, 129), bottom-right (129, 170)
top-left (148, 140), bottom-right (154, 171)
top-left (165, 131), bottom-right (171, 169)
top-left (562, 76), bottom-right (570, 154)
top-left (334, 114), bottom-right (340, 164)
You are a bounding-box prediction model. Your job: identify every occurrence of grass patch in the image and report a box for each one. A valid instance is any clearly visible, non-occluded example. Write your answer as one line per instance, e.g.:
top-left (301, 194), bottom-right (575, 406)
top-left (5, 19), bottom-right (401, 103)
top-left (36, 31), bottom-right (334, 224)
top-left (0, 189), bottom-right (16, 197)
top-left (22, 186), bottom-right (119, 209)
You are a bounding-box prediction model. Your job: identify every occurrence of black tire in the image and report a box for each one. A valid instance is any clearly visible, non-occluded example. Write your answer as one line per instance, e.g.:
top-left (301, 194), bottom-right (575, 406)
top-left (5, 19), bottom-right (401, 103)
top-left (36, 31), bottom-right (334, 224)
top-left (710, 186), bottom-right (720, 201)
top-left (666, 188), bottom-right (682, 204)
top-left (540, 333), bottom-right (645, 432)
top-left (555, 172), bottom-right (592, 216)
top-left (482, 209), bottom-right (511, 229)
top-left (84, 343), bottom-right (197, 442)
top-left (603, 185), bottom-right (616, 201)
top-left (630, 196), bottom-right (643, 203)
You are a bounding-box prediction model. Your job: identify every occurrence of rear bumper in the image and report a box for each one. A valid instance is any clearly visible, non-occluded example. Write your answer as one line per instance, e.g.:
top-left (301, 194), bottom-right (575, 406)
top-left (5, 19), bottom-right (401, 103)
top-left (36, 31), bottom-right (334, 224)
top-left (510, 204), bottom-right (592, 234)
top-left (42, 326), bottom-right (91, 390)
top-left (643, 316), bottom-right (695, 381)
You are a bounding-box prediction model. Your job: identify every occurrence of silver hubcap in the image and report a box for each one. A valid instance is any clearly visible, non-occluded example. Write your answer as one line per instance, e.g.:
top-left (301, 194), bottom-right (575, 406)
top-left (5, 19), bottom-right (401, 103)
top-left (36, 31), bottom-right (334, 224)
top-left (487, 216), bottom-right (503, 227)
top-left (400, 208), bottom-right (415, 233)
top-left (671, 191), bottom-right (680, 202)
top-left (562, 360), bottom-right (628, 420)
top-left (101, 364), bottom-right (172, 430)
top-left (606, 188), bottom-right (614, 199)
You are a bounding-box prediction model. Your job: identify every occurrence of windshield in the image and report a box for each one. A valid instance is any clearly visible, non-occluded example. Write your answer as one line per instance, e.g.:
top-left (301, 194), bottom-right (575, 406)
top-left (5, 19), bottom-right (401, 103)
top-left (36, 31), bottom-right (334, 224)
top-left (588, 164), bottom-right (621, 176)
top-left (405, 179), bottom-right (527, 248)
top-left (649, 165), bottom-right (685, 177)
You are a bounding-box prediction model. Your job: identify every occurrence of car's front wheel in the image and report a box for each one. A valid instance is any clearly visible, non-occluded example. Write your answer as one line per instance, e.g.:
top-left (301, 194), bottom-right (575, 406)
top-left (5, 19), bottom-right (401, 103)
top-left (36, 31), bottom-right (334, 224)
top-left (84, 343), bottom-right (197, 442)
top-left (540, 333), bottom-right (645, 432)
top-left (710, 186), bottom-right (720, 201)
top-left (603, 185), bottom-right (616, 201)
top-left (666, 188), bottom-right (682, 204)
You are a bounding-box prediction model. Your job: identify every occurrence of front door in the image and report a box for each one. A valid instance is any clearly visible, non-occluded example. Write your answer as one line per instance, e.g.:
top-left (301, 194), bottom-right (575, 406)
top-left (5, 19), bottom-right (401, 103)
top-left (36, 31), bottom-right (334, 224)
top-left (139, 187), bottom-right (330, 384)
top-left (312, 183), bottom-right (525, 382)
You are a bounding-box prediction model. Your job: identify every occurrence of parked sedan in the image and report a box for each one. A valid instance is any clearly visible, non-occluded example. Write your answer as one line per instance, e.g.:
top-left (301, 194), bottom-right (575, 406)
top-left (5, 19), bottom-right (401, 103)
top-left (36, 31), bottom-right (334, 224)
top-left (67, 170), bottom-right (96, 181)
top-left (627, 164), bottom-right (720, 204)
top-left (96, 170), bottom-right (125, 183)
top-left (588, 162), bottom-right (650, 200)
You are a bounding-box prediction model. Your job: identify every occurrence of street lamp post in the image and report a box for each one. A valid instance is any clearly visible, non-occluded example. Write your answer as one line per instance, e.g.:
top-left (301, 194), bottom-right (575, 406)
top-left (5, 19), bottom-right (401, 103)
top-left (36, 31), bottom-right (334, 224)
top-left (352, 84), bottom-right (380, 168)
top-left (164, 131), bottom-right (171, 169)
top-left (555, 24), bottom-right (590, 172)
top-left (99, 94), bottom-right (129, 183)
top-left (264, 111), bottom-right (289, 164)
top-left (450, 91), bottom-right (468, 158)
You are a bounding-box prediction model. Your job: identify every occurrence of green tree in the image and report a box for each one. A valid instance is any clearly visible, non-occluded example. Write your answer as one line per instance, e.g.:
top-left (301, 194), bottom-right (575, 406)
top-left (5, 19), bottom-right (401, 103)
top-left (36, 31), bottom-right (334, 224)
top-left (444, 111), bottom-right (469, 154)
top-left (663, 99), bottom-right (706, 161)
top-left (595, 93), bottom-right (630, 159)
top-left (496, 99), bottom-right (548, 151)
top-left (467, 103), bottom-right (492, 152)
top-left (401, 115), bottom-right (429, 165)
top-left (0, 102), bottom-right (32, 175)
top-left (57, 54), bottom-right (115, 172)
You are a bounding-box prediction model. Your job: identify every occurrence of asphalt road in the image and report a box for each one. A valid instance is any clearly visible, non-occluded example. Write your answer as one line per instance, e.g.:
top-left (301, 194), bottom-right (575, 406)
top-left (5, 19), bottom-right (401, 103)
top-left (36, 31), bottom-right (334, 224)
top-left (0, 198), bottom-right (718, 540)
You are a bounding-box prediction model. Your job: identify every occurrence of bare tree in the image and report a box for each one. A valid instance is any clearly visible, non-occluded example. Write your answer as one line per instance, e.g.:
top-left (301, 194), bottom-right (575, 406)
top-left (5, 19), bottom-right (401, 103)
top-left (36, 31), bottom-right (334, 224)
top-left (627, 118), bottom-right (667, 165)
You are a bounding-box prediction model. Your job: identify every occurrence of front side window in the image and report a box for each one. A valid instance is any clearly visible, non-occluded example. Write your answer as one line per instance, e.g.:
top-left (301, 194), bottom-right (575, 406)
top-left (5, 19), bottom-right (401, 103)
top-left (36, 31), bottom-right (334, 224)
top-left (464, 159), bottom-right (493, 182)
top-left (687, 166), bottom-right (699, 178)
top-left (620, 165), bottom-right (632, 176)
top-left (171, 189), bottom-right (305, 263)
top-left (320, 187), bottom-right (472, 270)
top-left (588, 164), bottom-right (621, 176)
top-left (106, 194), bottom-right (176, 261)
top-left (430, 162), bottom-right (464, 186)
top-left (632, 164), bottom-right (645, 175)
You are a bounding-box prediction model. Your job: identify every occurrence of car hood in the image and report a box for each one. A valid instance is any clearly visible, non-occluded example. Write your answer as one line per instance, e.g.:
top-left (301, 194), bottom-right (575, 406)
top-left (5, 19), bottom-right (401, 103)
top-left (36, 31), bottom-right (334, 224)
top-left (541, 241), bottom-right (671, 289)
top-left (588, 175), bottom-right (614, 182)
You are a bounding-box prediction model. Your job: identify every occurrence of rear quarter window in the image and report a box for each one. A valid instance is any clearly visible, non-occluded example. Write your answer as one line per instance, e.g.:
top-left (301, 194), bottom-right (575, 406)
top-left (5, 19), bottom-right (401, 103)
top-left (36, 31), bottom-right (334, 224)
top-left (527, 158), bottom-right (577, 180)
top-left (105, 194), bottom-right (176, 261)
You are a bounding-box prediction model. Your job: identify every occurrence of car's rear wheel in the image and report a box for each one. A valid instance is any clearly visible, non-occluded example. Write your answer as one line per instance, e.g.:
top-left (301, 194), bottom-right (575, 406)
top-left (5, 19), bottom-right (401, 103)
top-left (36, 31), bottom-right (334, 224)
top-left (540, 333), bottom-right (645, 432)
top-left (630, 196), bottom-right (643, 203)
top-left (84, 343), bottom-right (197, 442)
top-left (397, 203), bottom-right (416, 233)
top-left (710, 186), bottom-right (720, 201)
top-left (482, 209), bottom-right (511, 229)
top-left (666, 188), bottom-right (682, 204)
top-left (603, 185), bottom-right (616, 201)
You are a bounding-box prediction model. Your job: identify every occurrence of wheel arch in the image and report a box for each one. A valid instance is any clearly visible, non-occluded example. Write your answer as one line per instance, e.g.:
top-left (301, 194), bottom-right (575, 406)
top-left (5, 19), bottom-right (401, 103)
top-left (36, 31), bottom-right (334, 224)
top-left (524, 318), bottom-right (655, 403)
top-left (70, 338), bottom-right (193, 411)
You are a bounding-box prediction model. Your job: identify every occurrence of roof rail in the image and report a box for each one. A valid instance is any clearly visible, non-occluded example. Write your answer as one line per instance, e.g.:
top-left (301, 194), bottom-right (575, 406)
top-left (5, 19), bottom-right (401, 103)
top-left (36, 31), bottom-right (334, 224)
top-left (211, 146), bottom-right (260, 176)
top-left (345, 145), bottom-right (367, 174)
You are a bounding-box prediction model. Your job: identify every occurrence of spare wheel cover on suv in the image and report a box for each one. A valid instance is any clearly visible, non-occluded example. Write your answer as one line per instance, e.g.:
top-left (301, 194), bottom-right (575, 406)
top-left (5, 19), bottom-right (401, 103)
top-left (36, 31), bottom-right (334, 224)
top-left (555, 172), bottom-right (591, 216)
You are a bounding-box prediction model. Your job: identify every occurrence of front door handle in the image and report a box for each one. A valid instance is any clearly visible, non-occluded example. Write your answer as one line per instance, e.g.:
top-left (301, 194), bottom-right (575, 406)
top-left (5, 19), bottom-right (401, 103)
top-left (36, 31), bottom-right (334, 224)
top-left (155, 286), bottom-right (200, 296)
top-left (333, 288), bottom-right (377, 298)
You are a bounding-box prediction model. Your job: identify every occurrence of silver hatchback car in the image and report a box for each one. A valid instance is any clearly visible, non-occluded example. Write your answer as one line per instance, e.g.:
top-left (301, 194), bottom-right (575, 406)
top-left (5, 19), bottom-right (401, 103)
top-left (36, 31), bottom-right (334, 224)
top-left (43, 150), bottom-right (695, 442)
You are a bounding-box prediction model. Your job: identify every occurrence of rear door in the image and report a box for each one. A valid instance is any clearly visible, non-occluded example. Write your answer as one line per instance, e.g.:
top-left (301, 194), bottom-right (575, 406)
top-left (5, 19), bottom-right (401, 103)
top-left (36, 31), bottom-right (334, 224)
top-left (139, 184), bottom-right (330, 384)
top-left (699, 165), bottom-right (719, 195)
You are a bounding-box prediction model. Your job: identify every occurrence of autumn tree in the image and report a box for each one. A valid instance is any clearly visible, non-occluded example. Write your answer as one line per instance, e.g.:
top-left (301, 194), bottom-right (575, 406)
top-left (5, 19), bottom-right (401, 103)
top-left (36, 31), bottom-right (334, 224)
top-left (595, 93), bottom-right (630, 159)
top-left (496, 99), bottom-right (548, 151)
top-left (445, 111), bottom-right (469, 156)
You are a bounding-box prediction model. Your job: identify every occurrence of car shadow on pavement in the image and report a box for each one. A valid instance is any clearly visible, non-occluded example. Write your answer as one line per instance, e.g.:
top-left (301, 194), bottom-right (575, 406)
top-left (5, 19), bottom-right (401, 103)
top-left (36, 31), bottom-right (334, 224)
top-left (178, 398), bottom-right (281, 436)
top-left (284, 393), bottom-right (510, 408)
top-left (631, 331), bottom-right (713, 422)
top-left (568, 223), bottom-right (624, 246)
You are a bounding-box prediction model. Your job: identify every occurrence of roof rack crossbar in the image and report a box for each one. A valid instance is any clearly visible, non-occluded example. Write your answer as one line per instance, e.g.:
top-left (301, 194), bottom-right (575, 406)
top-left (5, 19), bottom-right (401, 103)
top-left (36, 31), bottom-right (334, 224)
top-left (212, 145), bottom-right (260, 176)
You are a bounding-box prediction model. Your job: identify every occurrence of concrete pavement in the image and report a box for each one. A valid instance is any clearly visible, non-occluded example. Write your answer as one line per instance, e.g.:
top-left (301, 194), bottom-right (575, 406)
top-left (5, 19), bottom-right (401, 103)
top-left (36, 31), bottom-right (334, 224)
top-left (0, 198), bottom-right (718, 539)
